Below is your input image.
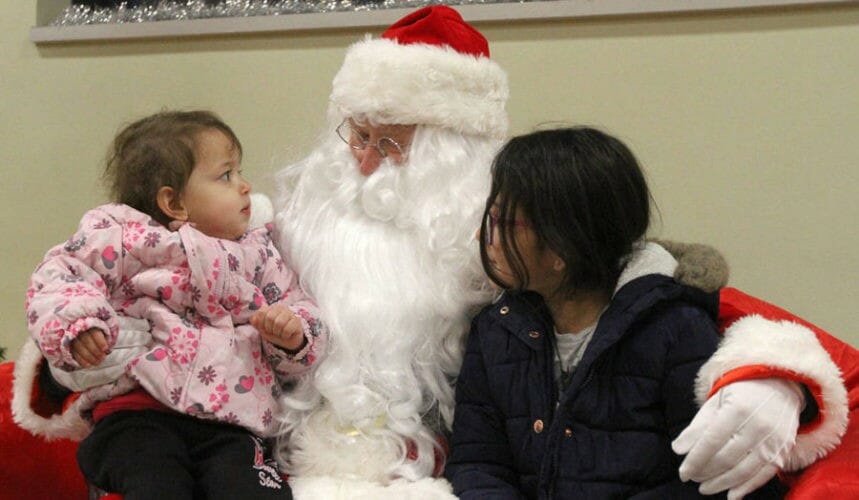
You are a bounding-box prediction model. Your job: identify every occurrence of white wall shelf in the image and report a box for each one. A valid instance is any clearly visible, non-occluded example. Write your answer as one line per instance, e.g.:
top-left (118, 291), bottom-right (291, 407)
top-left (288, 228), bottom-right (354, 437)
top-left (30, 0), bottom-right (850, 44)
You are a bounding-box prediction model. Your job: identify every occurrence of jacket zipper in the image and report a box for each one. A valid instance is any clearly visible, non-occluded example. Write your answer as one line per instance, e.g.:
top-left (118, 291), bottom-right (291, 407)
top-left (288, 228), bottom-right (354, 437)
top-left (543, 354), bottom-right (603, 500)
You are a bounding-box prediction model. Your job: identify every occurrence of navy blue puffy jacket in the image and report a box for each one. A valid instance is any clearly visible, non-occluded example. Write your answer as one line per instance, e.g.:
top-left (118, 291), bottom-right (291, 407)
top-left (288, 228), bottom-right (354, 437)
top-left (447, 274), bottom-right (747, 498)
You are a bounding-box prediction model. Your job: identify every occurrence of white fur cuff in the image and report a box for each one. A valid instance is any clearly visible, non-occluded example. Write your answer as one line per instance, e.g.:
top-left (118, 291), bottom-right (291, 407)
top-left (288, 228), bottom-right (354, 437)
top-left (11, 340), bottom-right (90, 441)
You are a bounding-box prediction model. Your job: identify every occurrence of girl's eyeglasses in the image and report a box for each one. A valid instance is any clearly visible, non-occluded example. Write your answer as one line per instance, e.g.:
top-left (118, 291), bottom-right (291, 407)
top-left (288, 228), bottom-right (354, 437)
top-left (484, 212), bottom-right (530, 245)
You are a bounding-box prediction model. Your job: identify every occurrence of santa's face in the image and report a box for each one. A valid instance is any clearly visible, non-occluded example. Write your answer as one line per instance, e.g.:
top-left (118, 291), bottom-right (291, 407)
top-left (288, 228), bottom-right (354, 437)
top-left (275, 116), bottom-right (500, 314)
top-left (275, 118), bottom-right (503, 297)
top-left (337, 118), bottom-right (416, 177)
top-left (283, 121), bottom-right (447, 225)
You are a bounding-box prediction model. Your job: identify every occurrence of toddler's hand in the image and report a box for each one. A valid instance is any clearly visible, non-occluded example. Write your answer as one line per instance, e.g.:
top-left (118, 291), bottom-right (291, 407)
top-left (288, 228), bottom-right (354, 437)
top-left (71, 328), bottom-right (109, 368)
top-left (251, 304), bottom-right (306, 352)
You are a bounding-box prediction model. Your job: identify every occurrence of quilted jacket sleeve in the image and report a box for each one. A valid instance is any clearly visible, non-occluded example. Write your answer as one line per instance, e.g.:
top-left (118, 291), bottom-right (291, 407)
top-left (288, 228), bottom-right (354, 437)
top-left (26, 208), bottom-right (122, 370)
top-left (660, 304), bottom-right (723, 441)
top-left (445, 318), bottom-right (527, 500)
top-left (249, 225), bottom-right (327, 379)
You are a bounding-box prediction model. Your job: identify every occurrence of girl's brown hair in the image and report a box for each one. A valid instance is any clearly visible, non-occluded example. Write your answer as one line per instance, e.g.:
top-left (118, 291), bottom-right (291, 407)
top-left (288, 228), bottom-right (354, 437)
top-left (104, 110), bottom-right (242, 227)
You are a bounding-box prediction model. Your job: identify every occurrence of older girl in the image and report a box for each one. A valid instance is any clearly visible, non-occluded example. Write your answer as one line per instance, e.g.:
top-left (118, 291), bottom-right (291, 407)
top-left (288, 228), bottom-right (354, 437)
top-left (446, 127), bottom-right (784, 498)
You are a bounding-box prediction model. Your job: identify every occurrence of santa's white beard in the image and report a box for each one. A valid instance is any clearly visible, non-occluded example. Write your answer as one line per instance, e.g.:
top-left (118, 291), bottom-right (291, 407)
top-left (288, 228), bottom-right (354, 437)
top-left (272, 127), bottom-right (500, 484)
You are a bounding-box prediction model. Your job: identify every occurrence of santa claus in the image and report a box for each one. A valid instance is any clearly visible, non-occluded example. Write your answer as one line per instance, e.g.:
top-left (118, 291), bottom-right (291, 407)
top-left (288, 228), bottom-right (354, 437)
top-left (267, 5), bottom-right (852, 499)
top-left (271, 8), bottom-right (504, 497)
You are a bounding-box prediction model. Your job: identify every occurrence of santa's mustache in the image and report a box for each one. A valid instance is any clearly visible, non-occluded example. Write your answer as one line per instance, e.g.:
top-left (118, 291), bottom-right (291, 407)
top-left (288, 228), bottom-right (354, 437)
top-left (310, 145), bottom-right (412, 225)
top-left (358, 162), bottom-right (405, 222)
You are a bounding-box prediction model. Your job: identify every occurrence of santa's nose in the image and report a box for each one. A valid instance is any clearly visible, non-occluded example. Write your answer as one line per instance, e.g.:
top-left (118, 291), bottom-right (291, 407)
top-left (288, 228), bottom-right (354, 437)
top-left (357, 147), bottom-right (384, 176)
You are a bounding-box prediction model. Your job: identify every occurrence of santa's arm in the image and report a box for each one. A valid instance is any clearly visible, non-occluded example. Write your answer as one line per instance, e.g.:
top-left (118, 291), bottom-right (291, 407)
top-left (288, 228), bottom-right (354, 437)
top-left (706, 288), bottom-right (852, 469)
top-left (672, 287), bottom-right (854, 499)
top-left (660, 240), bottom-right (854, 497)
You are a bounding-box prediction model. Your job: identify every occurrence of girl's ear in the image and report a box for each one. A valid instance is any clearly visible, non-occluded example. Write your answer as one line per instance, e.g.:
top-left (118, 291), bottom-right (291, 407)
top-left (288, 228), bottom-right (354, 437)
top-left (552, 256), bottom-right (566, 272)
top-left (156, 186), bottom-right (188, 222)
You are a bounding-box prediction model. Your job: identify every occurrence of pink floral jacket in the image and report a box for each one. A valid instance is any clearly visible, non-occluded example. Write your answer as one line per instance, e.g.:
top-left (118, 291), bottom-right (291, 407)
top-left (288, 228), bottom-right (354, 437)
top-left (26, 203), bottom-right (325, 437)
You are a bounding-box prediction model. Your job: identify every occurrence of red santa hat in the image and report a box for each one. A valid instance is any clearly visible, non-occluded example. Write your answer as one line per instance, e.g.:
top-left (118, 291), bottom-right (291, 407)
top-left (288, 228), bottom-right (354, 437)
top-left (329, 5), bottom-right (509, 138)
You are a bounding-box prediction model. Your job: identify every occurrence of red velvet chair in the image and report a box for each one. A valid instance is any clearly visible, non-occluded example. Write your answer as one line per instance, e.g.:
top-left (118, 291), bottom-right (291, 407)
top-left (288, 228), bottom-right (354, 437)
top-left (0, 360), bottom-right (88, 500)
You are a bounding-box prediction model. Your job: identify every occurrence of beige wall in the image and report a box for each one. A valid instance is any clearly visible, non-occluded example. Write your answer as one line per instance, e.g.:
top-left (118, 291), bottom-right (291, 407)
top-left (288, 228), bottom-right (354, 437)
top-left (2, 4), bottom-right (857, 359)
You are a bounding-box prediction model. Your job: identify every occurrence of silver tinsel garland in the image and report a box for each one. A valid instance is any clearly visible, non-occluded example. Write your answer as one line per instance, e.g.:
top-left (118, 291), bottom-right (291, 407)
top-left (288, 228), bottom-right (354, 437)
top-left (53, 0), bottom-right (526, 26)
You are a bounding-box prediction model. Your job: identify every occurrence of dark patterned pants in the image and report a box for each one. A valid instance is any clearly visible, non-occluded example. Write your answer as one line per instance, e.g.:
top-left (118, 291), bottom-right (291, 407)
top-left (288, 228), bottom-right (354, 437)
top-left (78, 410), bottom-right (291, 500)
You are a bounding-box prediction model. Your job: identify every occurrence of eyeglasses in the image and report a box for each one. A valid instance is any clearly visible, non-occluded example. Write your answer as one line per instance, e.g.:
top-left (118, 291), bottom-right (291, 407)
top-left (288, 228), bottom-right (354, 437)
top-left (335, 120), bottom-right (410, 159)
top-left (484, 212), bottom-right (531, 246)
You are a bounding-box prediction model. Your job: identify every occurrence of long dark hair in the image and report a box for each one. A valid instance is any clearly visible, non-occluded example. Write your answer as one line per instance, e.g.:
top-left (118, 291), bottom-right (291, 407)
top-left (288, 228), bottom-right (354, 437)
top-left (479, 126), bottom-right (652, 298)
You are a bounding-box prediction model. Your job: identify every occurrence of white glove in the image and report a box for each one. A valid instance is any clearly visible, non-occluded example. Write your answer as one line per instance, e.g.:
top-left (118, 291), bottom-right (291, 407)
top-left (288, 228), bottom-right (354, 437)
top-left (672, 378), bottom-right (804, 499)
top-left (50, 316), bottom-right (153, 391)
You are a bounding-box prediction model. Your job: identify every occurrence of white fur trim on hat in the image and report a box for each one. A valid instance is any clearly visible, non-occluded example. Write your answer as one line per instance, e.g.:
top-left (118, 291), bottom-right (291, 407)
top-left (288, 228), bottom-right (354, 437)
top-left (11, 340), bottom-right (90, 441)
top-left (694, 315), bottom-right (848, 471)
top-left (330, 37), bottom-right (509, 138)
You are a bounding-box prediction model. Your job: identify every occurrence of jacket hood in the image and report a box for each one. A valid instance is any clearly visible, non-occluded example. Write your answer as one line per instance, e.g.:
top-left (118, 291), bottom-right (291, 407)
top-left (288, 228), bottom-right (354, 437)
top-left (614, 241), bottom-right (678, 293)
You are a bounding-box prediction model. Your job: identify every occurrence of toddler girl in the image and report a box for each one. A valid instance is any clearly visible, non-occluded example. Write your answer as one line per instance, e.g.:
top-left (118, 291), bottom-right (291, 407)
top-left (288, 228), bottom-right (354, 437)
top-left (26, 110), bottom-right (326, 499)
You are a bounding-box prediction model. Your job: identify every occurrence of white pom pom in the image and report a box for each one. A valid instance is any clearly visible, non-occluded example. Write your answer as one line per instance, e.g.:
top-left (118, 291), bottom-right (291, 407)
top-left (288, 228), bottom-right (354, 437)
top-left (249, 192), bottom-right (275, 229)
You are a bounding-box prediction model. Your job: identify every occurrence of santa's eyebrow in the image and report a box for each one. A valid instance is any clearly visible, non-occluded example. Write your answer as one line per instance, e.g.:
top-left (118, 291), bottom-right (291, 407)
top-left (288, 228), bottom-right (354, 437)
top-left (349, 119), bottom-right (413, 136)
